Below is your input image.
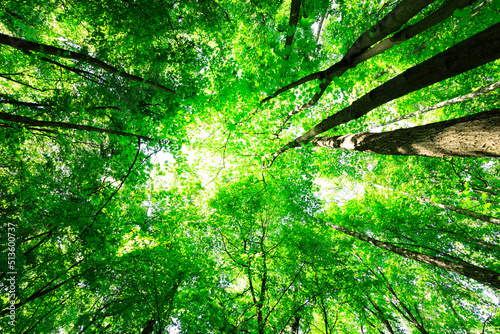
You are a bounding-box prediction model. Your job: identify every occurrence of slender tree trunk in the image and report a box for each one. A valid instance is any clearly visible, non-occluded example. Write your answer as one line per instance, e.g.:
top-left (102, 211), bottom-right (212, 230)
top-left (315, 10), bottom-right (328, 45)
top-left (417, 195), bottom-right (500, 226)
top-left (366, 295), bottom-right (396, 334)
top-left (271, 22), bottom-right (500, 163)
top-left (2, 272), bottom-right (84, 315)
top-left (326, 223), bottom-right (500, 290)
top-left (257, 236), bottom-right (268, 334)
top-left (290, 316), bottom-right (300, 334)
top-left (385, 285), bottom-right (429, 334)
top-left (0, 33), bottom-right (176, 94)
top-left (373, 184), bottom-right (500, 226)
top-left (425, 225), bottom-right (499, 249)
top-left (261, 0), bottom-right (435, 104)
top-left (310, 109), bottom-right (500, 158)
top-left (0, 111), bottom-right (153, 140)
top-left (264, 0), bottom-right (474, 124)
top-left (283, 0), bottom-right (302, 59)
top-left (350, 0), bottom-right (477, 66)
top-left (371, 80), bottom-right (500, 131)
top-left (141, 318), bottom-right (156, 334)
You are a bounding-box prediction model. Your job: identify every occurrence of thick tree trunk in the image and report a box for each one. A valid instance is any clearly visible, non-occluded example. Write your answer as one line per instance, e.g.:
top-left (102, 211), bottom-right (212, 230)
top-left (271, 22), bottom-right (500, 163)
top-left (310, 109), bottom-right (500, 158)
top-left (0, 33), bottom-right (176, 94)
top-left (327, 223), bottom-right (500, 290)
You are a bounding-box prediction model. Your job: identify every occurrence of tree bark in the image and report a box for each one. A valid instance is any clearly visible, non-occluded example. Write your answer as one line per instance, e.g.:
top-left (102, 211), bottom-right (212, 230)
top-left (270, 22), bottom-right (500, 163)
top-left (327, 223), bottom-right (500, 290)
top-left (0, 111), bottom-right (153, 140)
top-left (366, 295), bottom-right (396, 334)
top-left (261, 0), bottom-right (435, 104)
top-left (350, 0), bottom-right (477, 66)
top-left (310, 109), bottom-right (500, 158)
top-left (417, 195), bottom-right (500, 226)
top-left (0, 33), bottom-right (177, 95)
top-left (283, 0), bottom-right (302, 59)
top-left (371, 80), bottom-right (500, 131)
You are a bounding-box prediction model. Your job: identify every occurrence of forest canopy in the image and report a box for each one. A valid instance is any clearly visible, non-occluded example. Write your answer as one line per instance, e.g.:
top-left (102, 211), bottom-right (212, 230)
top-left (1, 0), bottom-right (500, 333)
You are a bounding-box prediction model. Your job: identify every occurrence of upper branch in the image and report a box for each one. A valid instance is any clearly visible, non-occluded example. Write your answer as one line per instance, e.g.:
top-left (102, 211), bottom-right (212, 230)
top-left (0, 33), bottom-right (177, 95)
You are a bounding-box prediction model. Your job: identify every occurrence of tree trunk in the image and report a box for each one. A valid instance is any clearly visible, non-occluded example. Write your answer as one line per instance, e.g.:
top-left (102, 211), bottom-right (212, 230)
top-left (327, 223), bottom-right (500, 290)
top-left (350, 0), bottom-right (477, 66)
top-left (290, 316), bottom-right (300, 334)
top-left (310, 109), bottom-right (500, 158)
top-left (283, 0), bottom-right (302, 59)
top-left (141, 318), bottom-right (156, 334)
top-left (272, 22), bottom-right (500, 162)
top-left (0, 33), bottom-right (176, 95)
top-left (385, 285), bottom-right (429, 334)
top-left (366, 295), bottom-right (396, 334)
top-left (261, 0), bottom-right (435, 104)
top-left (266, 0), bottom-right (475, 130)
top-left (0, 111), bottom-right (153, 140)
top-left (371, 80), bottom-right (500, 131)
top-left (417, 195), bottom-right (500, 226)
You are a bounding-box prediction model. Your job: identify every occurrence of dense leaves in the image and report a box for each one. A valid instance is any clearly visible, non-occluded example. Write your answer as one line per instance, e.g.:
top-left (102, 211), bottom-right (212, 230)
top-left (1, 0), bottom-right (500, 333)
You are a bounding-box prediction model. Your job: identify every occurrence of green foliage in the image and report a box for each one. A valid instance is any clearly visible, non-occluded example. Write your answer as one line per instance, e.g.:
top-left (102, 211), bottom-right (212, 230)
top-left (1, 0), bottom-right (500, 333)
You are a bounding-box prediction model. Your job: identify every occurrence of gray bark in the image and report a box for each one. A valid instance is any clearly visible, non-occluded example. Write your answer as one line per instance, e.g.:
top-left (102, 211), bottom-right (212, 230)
top-left (270, 22), bottom-right (500, 164)
top-left (310, 109), bottom-right (500, 158)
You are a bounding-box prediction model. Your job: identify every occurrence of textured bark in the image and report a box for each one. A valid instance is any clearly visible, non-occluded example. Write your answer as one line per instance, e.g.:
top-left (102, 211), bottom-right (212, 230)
top-left (0, 112), bottom-right (153, 140)
top-left (327, 223), bottom-right (500, 290)
top-left (310, 109), bottom-right (500, 158)
top-left (371, 80), bottom-right (500, 130)
top-left (270, 22), bottom-right (500, 163)
top-left (0, 33), bottom-right (177, 95)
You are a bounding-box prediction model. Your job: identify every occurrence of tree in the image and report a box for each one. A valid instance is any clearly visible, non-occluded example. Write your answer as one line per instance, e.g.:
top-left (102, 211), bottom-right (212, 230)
top-left (310, 109), bottom-right (500, 157)
top-left (2, 0), bottom-right (500, 333)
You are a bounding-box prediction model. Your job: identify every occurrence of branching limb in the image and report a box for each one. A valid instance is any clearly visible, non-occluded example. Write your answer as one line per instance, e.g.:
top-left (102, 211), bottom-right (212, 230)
top-left (0, 33), bottom-right (177, 95)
